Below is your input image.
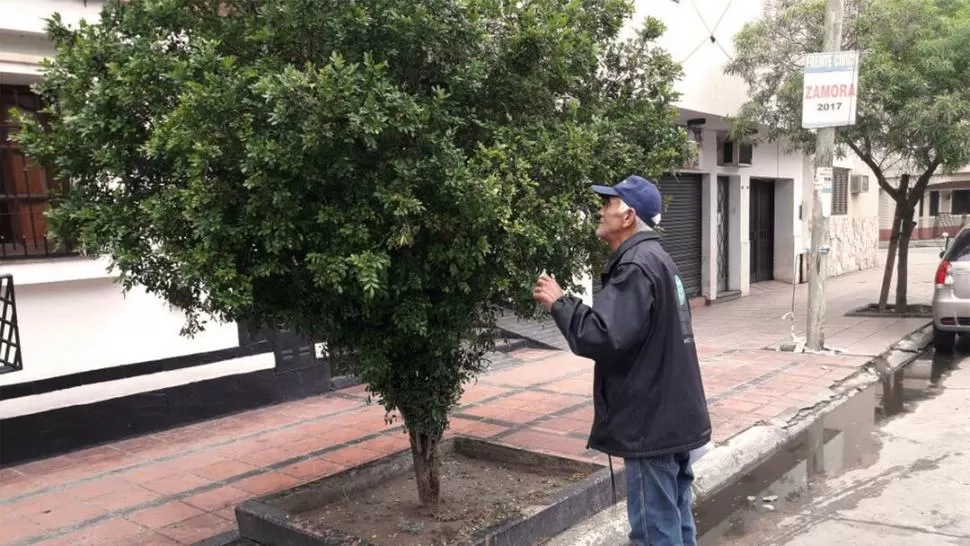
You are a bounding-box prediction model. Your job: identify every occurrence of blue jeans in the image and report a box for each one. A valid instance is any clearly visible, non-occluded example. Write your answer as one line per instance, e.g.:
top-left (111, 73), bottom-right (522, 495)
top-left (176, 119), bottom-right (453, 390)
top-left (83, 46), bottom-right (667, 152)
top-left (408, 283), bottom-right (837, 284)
top-left (624, 453), bottom-right (696, 546)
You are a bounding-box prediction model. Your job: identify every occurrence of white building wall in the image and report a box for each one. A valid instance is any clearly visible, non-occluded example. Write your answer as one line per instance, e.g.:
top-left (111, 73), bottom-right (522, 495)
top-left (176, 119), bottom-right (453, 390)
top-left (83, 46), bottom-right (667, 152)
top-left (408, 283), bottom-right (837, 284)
top-left (1, 263), bottom-right (256, 384)
top-left (689, 127), bottom-right (806, 296)
top-left (0, 261), bottom-right (274, 418)
top-left (825, 156), bottom-right (880, 276)
top-left (0, 0), bottom-right (101, 34)
top-left (878, 188), bottom-right (895, 233)
top-left (628, 0), bottom-right (758, 116)
top-left (0, 0), bottom-right (97, 84)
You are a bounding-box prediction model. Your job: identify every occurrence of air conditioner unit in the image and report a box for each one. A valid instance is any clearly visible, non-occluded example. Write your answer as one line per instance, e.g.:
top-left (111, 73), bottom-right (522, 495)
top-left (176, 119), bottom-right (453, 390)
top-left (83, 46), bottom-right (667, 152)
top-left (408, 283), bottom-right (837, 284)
top-left (718, 139), bottom-right (753, 168)
top-left (850, 174), bottom-right (869, 194)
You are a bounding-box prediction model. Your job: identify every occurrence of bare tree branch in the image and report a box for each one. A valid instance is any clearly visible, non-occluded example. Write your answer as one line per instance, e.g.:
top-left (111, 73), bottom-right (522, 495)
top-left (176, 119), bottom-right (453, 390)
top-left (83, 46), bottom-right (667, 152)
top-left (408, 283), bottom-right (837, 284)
top-left (845, 138), bottom-right (897, 199)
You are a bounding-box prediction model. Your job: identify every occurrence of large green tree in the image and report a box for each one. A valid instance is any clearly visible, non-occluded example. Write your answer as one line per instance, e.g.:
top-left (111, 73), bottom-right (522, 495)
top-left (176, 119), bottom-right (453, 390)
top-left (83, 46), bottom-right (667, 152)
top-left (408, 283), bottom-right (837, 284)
top-left (17, 0), bottom-right (691, 505)
top-left (726, 0), bottom-right (970, 312)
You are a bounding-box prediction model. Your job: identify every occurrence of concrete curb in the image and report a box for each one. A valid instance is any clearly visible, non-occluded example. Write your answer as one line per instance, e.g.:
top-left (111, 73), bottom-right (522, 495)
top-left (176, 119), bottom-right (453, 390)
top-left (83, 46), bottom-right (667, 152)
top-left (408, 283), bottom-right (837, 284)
top-left (545, 323), bottom-right (933, 546)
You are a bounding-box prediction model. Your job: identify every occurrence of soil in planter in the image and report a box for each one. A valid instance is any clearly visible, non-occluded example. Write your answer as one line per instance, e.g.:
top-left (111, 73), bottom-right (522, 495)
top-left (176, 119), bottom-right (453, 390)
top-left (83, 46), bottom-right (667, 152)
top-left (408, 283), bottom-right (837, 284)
top-left (290, 452), bottom-right (592, 546)
top-left (847, 303), bottom-right (933, 318)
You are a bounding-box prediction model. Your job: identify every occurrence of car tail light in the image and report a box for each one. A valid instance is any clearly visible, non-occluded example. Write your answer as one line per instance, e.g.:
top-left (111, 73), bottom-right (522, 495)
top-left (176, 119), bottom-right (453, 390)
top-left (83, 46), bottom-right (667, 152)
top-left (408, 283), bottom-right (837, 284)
top-left (936, 260), bottom-right (952, 285)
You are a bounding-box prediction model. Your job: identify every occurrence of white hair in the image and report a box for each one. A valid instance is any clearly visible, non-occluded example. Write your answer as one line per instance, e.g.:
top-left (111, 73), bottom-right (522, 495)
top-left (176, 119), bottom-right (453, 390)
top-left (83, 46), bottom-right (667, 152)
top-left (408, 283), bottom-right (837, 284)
top-left (617, 199), bottom-right (660, 232)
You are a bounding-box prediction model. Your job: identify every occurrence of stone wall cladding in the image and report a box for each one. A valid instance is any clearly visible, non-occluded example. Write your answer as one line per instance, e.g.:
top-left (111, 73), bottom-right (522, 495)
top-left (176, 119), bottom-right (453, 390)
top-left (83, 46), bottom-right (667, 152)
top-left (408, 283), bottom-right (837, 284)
top-left (828, 215), bottom-right (879, 276)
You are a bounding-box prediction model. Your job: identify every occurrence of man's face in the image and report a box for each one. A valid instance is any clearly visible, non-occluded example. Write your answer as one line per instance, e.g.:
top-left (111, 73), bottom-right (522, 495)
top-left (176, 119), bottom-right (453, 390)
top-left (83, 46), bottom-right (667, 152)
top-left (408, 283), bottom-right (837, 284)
top-left (595, 196), bottom-right (634, 241)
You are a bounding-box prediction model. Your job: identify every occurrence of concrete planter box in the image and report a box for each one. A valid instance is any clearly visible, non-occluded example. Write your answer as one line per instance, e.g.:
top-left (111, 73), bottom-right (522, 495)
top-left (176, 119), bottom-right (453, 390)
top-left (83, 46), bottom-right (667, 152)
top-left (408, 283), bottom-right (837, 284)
top-left (234, 436), bottom-right (623, 546)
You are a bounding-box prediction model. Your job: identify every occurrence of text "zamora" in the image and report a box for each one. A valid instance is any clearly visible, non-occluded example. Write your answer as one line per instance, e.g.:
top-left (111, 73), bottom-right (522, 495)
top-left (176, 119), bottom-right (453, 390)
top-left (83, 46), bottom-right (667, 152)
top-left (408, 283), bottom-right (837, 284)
top-left (804, 84), bottom-right (856, 100)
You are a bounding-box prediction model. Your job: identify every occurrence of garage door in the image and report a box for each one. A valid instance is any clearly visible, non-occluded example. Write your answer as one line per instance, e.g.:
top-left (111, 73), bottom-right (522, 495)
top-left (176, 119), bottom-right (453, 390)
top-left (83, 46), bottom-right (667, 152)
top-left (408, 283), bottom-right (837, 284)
top-left (592, 174), bottom-right (703, 301)
top-left (655, 174), bottom-right (703, 298)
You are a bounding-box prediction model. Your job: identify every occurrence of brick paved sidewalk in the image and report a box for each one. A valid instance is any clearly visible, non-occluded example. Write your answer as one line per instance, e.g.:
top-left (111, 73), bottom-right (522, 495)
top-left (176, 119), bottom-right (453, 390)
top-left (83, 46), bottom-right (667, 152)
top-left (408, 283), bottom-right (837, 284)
top-left (0, 249), bottom-right (939, 545)
top-left (0, 348), bottom-right (866, 546)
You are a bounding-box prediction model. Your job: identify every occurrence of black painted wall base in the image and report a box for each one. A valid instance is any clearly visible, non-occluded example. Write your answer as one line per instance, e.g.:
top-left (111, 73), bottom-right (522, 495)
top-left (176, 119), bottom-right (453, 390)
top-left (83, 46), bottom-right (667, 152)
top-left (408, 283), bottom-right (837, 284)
top-left (0, 358), bottom-right (332, 467)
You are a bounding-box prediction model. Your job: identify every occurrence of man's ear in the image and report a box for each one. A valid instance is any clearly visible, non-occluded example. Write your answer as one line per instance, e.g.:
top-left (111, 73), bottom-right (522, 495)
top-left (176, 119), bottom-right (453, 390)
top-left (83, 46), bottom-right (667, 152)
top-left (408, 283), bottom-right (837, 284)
top-left (623, 209), bottom-right (636, 228)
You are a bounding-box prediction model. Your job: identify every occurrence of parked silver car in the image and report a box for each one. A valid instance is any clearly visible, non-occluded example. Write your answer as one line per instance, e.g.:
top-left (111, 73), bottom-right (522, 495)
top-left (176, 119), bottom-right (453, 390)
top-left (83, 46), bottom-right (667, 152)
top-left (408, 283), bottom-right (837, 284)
top-left (933, 228), bottom-right (970, 352)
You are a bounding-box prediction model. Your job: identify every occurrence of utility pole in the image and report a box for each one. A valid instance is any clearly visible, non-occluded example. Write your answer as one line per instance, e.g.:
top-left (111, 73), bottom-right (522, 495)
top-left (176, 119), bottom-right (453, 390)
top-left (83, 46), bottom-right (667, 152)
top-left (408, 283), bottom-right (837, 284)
top-left (806, 0), bottom-right (844, 351)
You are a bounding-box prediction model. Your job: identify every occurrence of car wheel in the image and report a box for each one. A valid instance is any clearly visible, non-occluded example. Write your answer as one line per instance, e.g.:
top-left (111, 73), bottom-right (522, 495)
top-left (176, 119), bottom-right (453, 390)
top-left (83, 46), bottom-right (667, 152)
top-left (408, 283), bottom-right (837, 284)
top-left (934, 328), bottom-right (956, 354)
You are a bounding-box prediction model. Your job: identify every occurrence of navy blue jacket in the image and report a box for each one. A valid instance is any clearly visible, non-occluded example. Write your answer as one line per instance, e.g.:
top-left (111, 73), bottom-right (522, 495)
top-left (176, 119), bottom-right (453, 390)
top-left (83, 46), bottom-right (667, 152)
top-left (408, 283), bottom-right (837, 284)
top-left (550, 232), bottom-right (711, 458)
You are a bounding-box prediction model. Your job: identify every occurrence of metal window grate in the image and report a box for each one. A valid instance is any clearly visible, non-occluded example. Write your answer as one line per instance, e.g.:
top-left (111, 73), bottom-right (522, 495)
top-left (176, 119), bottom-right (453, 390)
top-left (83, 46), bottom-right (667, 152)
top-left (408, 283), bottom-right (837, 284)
top-left (1, 85), bottom-right (75, 260)
top-left (716, 176), bottom-right (730, 293)
top-left (0, 274), bottom-right (23, 374)
top-left (832, 167), bottom-right (849, 216)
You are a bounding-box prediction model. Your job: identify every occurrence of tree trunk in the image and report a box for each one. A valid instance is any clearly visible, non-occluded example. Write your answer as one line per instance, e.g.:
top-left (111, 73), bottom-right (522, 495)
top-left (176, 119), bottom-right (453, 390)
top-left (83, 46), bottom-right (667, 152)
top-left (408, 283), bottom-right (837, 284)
top-left (879, 174), bottom-right (911, 312)
top-left (878, 200), bottom-right (904, 311)
top-left (408, 428), bottom-right (443, 506)
top-left (895, 202), bottom-right (917, 314)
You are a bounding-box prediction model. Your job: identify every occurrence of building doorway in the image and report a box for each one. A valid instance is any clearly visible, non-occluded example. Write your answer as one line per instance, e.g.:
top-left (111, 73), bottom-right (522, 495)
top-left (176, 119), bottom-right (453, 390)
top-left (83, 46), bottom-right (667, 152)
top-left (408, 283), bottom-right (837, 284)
top-left (749, 179), bottom-right (775, 283)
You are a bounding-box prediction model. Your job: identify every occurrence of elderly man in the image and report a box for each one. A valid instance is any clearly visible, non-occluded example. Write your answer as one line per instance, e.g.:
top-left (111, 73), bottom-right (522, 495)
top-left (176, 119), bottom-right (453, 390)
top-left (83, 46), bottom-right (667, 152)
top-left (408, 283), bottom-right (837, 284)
top-left (533, 175), bottom-right (711, 546)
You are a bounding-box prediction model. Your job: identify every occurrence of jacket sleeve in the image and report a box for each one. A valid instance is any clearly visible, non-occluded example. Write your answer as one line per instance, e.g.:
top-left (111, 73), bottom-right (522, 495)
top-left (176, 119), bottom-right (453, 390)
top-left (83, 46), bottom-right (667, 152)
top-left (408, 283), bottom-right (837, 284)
top-left (549, 264), bottom-right (654, 362)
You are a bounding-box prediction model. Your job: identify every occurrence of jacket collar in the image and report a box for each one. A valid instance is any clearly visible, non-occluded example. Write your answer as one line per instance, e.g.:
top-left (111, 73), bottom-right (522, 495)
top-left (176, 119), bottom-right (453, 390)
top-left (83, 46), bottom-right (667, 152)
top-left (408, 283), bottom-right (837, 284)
top-left (603, 231), bottom-right (660, 276)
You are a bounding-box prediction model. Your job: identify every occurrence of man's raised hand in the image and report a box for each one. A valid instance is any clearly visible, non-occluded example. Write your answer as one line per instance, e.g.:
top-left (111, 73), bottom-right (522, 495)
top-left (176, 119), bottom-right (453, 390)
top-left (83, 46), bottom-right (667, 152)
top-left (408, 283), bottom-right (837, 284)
top-left (532, 274), bottom-right (564, 310)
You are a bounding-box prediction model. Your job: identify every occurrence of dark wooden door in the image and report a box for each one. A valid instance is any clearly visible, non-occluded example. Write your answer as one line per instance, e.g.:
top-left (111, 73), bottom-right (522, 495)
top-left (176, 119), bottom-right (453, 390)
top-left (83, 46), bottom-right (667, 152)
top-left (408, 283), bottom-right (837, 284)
top-left (749, 179), bottom-right (775, 283)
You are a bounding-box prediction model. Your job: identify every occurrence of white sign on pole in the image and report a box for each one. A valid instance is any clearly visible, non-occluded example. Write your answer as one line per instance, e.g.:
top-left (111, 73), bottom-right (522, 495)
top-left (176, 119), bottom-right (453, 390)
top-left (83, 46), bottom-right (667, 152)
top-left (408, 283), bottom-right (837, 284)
top-left (801, 51), bottom-right (860, 129)
top-left (816, 167), bottom-right (833, 217)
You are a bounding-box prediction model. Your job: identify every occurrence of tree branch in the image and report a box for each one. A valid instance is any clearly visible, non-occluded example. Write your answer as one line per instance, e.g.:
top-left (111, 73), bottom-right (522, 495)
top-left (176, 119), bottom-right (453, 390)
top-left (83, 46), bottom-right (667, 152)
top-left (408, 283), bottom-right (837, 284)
top-left (908, 158), bottom-right (943, 209)
top-left (845, 139), bottom-right (897, 200)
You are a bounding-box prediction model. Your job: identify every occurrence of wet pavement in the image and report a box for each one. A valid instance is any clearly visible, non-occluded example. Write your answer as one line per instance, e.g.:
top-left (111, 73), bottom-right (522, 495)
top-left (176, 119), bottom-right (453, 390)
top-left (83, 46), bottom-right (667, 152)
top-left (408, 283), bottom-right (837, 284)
top-left (697, 346), bottom-right (969, 545)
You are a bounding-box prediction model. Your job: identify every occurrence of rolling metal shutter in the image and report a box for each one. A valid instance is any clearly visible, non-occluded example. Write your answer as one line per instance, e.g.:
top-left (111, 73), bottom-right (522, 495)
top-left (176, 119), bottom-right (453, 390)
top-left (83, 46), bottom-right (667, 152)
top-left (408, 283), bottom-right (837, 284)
top-left (592, 174), bottom-right (703, 301)
top-left (655, 174), bottom-right (703, 298)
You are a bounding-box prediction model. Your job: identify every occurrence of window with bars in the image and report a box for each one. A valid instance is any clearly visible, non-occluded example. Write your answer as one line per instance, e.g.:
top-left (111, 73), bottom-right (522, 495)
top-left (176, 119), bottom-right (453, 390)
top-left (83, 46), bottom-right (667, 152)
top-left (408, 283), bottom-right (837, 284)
top-left (832, 167), bottom-right (849, 216)
top-left (1, 85), bottom-right (73, 260)
top-left (952, 190), bottom-right (970, 215)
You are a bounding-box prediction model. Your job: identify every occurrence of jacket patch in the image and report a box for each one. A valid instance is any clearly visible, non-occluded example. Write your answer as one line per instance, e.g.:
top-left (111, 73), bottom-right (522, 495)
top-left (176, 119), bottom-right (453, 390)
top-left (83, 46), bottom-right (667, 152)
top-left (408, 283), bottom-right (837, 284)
top-left (675, 275), bottom-right (687, 306)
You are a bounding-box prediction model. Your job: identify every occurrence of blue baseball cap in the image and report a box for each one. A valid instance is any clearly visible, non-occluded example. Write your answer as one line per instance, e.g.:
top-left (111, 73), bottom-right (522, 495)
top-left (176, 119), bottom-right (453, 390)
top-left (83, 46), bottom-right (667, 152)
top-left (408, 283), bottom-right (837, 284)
top-left (592, 175), bottom-right (663, 227)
